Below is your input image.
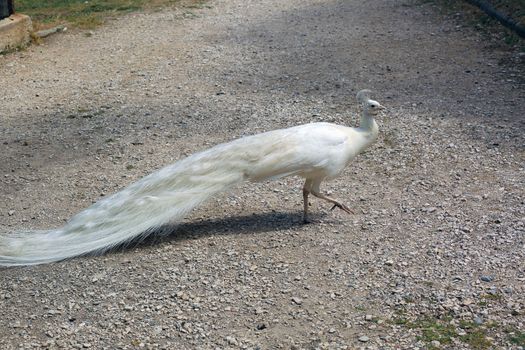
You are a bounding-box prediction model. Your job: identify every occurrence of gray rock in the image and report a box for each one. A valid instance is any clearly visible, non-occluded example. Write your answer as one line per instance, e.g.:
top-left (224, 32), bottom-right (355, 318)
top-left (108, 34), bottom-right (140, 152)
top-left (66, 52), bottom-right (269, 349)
top-left (480, 275), bottom-right (494, 282)
top-left (358, 335), bottom-right (370, 342)
top-left (473, 316), bottom-right (484, 325)
top-left (291, 297), bottom-right (303, 305)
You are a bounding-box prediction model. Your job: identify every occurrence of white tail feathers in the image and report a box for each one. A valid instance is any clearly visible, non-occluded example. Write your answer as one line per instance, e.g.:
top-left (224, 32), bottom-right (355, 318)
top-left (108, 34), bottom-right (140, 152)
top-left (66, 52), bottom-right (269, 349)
top-left (0, 136), bottom-right (259, 266)
top-left (0, 125), bottom-right (323, 266)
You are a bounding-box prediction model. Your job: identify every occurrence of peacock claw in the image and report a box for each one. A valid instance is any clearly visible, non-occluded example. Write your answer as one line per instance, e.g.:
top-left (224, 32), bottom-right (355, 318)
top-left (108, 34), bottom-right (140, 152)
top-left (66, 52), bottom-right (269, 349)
top-left (330, 203), bottom-right (354, 214)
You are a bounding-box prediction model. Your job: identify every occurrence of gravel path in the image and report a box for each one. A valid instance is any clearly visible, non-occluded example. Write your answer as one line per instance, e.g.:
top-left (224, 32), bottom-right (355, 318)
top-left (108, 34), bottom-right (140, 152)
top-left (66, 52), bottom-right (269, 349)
top-left (1, 0), bottom-right (524, 349)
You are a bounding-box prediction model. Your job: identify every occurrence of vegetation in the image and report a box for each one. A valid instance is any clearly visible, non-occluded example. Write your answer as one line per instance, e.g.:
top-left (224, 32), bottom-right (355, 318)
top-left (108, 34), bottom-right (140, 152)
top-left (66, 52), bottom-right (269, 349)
top-left (509, 330), bottom-right (525, 346)
top-left (15, 0), bottom-right (206, 30)
top-left (390, 316), bottom-right (495, 350)
top-left (413, 318), bottom-right (457, 346)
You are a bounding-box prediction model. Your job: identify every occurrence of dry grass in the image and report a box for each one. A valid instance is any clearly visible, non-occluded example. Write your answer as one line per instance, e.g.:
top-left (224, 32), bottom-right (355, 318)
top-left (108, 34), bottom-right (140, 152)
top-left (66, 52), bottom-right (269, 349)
top-left (16, 0), bottom-right (207, 30)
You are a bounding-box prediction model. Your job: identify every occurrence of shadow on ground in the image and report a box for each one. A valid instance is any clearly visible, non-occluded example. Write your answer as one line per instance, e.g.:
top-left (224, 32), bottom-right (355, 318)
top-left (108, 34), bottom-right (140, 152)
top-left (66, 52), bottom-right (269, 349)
top-left (135, 210), bottom-right (330, 245)
top-left (70, 210), bottom-right (339, 261)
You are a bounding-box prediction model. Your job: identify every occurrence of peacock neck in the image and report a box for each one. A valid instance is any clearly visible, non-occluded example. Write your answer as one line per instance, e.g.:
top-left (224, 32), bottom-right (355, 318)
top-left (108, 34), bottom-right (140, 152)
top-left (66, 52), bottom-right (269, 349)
top-left (358, 112), bottom-right (379, 140)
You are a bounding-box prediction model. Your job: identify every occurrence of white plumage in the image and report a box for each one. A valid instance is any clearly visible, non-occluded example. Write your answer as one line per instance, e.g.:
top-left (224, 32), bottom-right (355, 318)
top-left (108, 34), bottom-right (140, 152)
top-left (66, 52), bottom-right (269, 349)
top-left (0, 90), bottom-right (384, 266)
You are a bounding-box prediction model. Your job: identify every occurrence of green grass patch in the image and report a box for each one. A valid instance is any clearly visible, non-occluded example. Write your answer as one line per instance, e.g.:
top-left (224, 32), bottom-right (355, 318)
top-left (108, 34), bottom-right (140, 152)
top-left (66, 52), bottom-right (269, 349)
top-left (457, 321), bottom-right (493, 350)
top-left (480, 292), bottom-right (502, 301)
top-left (16, 0), bottom-right (205, 30)
top-left (391, 317), bottom-right (409, 325)
top-left (411, 318), bottom-right (456, 345)
top-left (390, 316), bottom-right (494, 349)
top-left (459, 330), bottom-right (492, 350)
top-left (509, 330), bottom-right (525, 346)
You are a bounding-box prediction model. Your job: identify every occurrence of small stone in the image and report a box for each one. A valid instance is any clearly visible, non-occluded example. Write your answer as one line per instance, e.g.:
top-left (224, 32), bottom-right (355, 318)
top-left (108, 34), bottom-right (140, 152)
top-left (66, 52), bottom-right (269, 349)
top-left (461, 298), bottom-right (473, 306)
top-left (8, 210), bottom-right (15, 216)
top-left (225, 336), bottom-right (238, 346)
top-left (291, 297), bottom-right (303, 305)
top-left (430, 340), bottom-right (441, 347)
top-left (480, 275), bottom-right (494, 282)
top-left (256, 323), bottom-right (266, 331)
top-left (384, 260), bottom-right (394, 266)
top-left (365, 314), bottom-right (373, 321)
top-left (473, 316), bottom-right (484, 325)
top-left (488, 287), bottom-right (498, 295)
top-left (358, 335), bottom-right (369, 342)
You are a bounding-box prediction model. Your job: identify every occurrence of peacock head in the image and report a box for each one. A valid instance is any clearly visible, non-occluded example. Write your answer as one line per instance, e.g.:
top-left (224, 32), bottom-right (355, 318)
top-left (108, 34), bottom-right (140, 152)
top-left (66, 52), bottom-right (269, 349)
top-left (356, 89), bottom-right (385, 116)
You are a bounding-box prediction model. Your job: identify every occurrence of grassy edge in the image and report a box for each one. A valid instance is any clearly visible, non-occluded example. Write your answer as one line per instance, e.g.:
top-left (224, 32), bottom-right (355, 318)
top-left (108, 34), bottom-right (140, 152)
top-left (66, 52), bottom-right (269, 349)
top-left (16, 0), bottom-right (209, 31)
top-left (390, 314), bottom-right (496, 350)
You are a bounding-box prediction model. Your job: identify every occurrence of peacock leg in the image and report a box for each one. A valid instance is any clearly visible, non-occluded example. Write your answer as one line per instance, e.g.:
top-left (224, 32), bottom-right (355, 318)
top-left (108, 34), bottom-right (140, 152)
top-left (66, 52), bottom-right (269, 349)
top-left (302, 179), bottom-right (313, 223)
top-left (310, 180), bottom-right (354, 215)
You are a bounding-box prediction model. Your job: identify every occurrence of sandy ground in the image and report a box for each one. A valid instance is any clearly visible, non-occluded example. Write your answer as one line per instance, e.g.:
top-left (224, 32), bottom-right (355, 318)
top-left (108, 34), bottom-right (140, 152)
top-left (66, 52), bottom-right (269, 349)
top-left (0, 0), bottom-right (524, 349)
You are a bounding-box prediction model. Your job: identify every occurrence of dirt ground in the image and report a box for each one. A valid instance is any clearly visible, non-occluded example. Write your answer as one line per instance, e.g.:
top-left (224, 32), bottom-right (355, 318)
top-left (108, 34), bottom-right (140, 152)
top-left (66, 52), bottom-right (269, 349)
top-left (1, 0), bottom-right (524, 349)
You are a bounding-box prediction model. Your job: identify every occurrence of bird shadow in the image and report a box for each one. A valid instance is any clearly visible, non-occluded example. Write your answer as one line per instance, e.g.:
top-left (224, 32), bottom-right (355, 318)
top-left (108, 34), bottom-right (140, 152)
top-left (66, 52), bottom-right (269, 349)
top-left (118, 210), bottom-right (330, 253)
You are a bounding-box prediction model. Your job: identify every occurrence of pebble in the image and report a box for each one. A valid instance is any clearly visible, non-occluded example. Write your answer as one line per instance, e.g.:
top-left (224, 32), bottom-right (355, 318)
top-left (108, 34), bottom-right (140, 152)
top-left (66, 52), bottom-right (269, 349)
top-left (256, 323), bottom-right (266, 331)
top-left (358, 336), bottom-right (370, 342)
top-left (225, 336), bottom-right (238, 346)
top-left (461, 298), bottom-right (474, 306)
top-left (480, 275), bottom-right (494, 282)
top-left (291, 297), bottom-right (303, 305)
